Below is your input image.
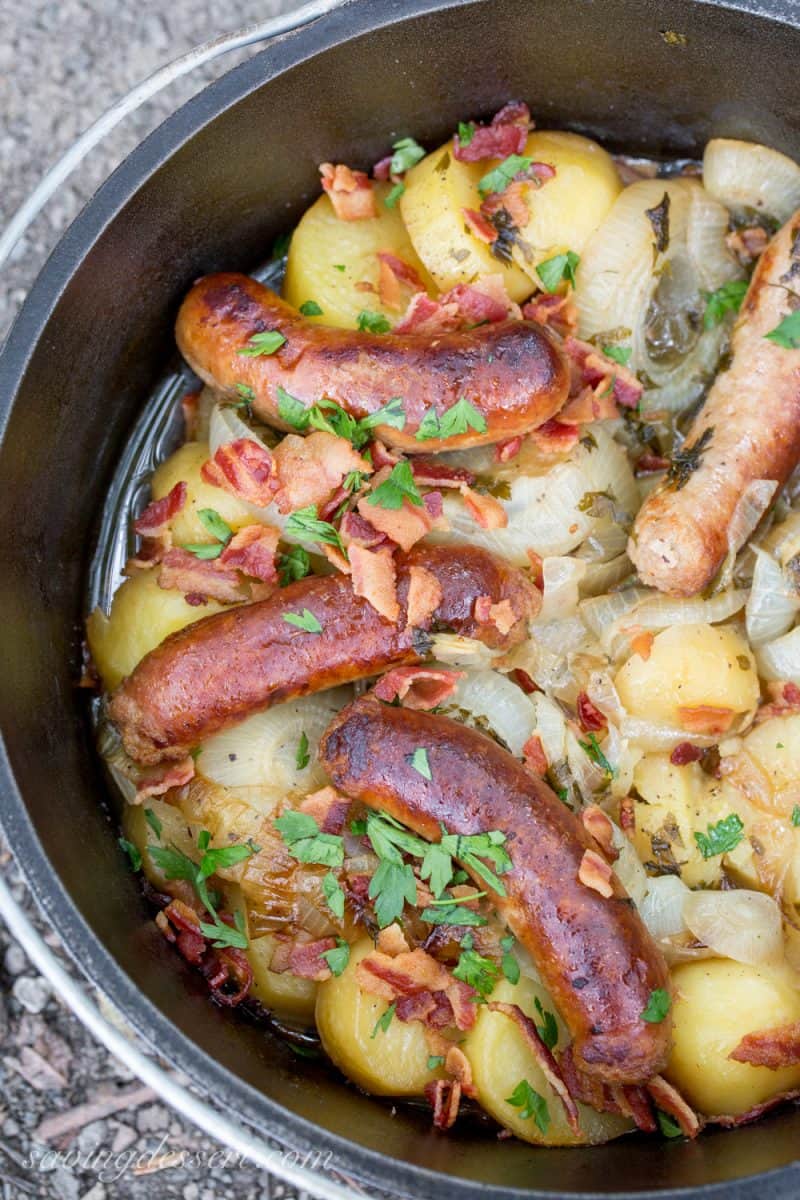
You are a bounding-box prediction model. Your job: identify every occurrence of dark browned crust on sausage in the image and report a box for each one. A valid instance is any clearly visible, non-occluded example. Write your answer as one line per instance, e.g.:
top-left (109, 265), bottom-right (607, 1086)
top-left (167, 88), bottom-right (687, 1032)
top-left (175, 273), bottom-right (570, 452)
top-left (109, 546), bottom-right (538, 764)
top-left (319, 695), bottom-right (672, 1085)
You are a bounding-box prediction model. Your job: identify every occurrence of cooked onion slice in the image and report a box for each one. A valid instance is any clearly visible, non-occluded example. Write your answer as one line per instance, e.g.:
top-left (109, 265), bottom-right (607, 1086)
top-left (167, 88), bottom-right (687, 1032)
top-left (683, 889), bottom-right (784, 966)
top-left (703, 138), bottom-right (800, 222)
top-left (755, 625), bottom-right (800, 684)
top-left (746, 549), bottom-right (800, 647)
top-left (443, 669), bottom-right (536, 757)
top-left (640, 876), bottom-right (690, 940)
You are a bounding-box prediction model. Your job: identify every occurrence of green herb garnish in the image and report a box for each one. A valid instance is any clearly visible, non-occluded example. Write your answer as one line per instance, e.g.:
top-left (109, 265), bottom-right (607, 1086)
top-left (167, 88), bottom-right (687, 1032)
top-left (371, 1002), bottom-right (397, 1037)
top-left (667, 426), bottom-right (714, 490)
top-left (237, 330), bottom-right (286, 357)
top-left (453, 947), bottom-right (500, 998)
top-left (322, 871), bottom-right (346, 920)
top-left (703, 280), bottom-right (747, 329)
top-left (408, 746), bottom-right (432, 779)
top-left (299, 300), bottom-right (323, 317)
top-left (357, 310), bottom-right (392, 334)
top-left (534, 996), bottom-right (559, 1050)
top-left (118, 838), bottom-right (142, 872)
top-left (641, 987), bottom-right (672, 1024)
top-left (506, 1080), bottom-right (550, 1133)
top-left (285, 505), bottom-right (346, 553)
top-left (144, 809), bottom-right (163, 840)
top-left (536, 250), bottom-right (580, 293)
top-left (477, 154), bottom-right (533, 198)
top-left (415, 396), bottom-right (487, 441)
top-left (367, 460), bottom-right (423, 510)
top-left (390, 136), bottom-right (426, 175)
top-left (694, 813), bottom-right (745, 859)
top-left (578, 732), bottom-right (618, 779)
top-left (384, 182), bottom-right (405, 208)
top-left (296, 731), bottom-right (310, 770)
top-left (765, 310), bottom-right (800, 349)
top-left (457, 121), bottom-right (476, 146)
top-left (602, 344), bottom-right (632, 366)
top-left (277, 545), bottom-right (311, 586)
top-left (282, 608), bottom-right (323, 634)
top-left (274, 810), bottom-right (344, 868)
top-left (321, 938), bottom-right (350, 977)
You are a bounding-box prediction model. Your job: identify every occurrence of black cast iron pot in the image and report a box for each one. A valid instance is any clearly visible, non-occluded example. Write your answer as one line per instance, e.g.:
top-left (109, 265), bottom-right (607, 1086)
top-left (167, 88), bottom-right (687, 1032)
top-left (1, 0), bottom-right (800, 1195)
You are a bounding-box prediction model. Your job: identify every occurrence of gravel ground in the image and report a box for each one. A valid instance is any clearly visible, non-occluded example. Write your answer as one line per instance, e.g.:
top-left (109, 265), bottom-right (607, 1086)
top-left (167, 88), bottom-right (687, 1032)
top-left (0, 3), bottom-right (339, 1197)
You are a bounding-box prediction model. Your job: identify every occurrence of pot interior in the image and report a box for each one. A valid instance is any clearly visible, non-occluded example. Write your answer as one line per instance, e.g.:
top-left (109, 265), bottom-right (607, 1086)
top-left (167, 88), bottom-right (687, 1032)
top-left (1, 0), bottom-right (799, 1194)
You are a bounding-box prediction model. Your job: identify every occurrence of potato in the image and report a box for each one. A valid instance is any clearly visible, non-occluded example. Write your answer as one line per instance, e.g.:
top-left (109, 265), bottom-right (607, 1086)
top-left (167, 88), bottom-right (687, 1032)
top-left (400, 141), bottom-right (533, 301)
top-left (282, 183), bottom-right (434, 330)
top-left (615, 622), bottom-right (759, 731)
top-left (739, 714), bottom-right (800, 805)
top-left (666, 959), bottom-right (800, 1115)
top-left (315, 938), bottom-right (440, 1096)
top-left (465, 975), bottom-right (632, 1144)
top-left (246, 934), bottom-right (318, 1020)
top-left (151, 441), bottom-right (253, 546)
top-left (87, 569), bottom-right (227, 690)
top-left (121, 796), bottom-right (199, 891)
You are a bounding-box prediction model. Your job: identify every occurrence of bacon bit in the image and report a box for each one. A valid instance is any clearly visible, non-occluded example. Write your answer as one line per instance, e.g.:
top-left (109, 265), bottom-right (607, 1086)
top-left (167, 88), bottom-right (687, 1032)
top-left (530, 418), bottom-right (580, 454)
top-left (513, 668), bottom-right (539, 695)
top-left (218, 523), bottom-right (279, 583)
top-left (287, 937), bottom-right (338, 981)
top-left (444, 273), bottom-right (521, 323)
top-left (374, 666), bottom-right (464, 710)
top-left (726, 224), bottom-right (768, 265)
top-left (447, 980), bottom-right (479, 1032)
top-left (372, 155), bottom-right (393, 181)
top-left (349, 544), bottom-right (399, 623)
top-left (158, 548), bottom-right (243, 604)
top-left (134, 756), bottom-right (195, 804)
top-left (410, 459), bottom-right (475, 488)
top-left (181, 390), bottom-right (201, 440)
top-left (321, 544), bottom-right (351, 576)
top-left (124, 537), bottom-right (166, 574)
top-left (319, 162), bottom-right (377, 220)
top-left (474, 597), bottom-right (517, 637)
top-left (377, 924), bottom-right (411, 957)
top-left (340, 510), bottom-right (386, 549)
top-left (405, 565), bottom-right (444, 629)
top-left (563, 336), bottom-right (643, 412)
top-left (367, 438), bottom-right (402, 471)
top-left (157, 899), bottom-right (206, 964)
top-left (577, 691), bottom-right (607, 733)
top-left (396, 990), bottom-right (438, 1024)
top-left (357, 495), bottom-right (432, 552)
top-left (463, 207), bottom-right (498, 243)
top-left (461, 485), bottom-right (508, 530)
top-left (488, 1002), bottom-right (581, 1135)
top-left (560, 385), bottom-right (619, 424)
top-left (677, 705), bottom-right (735, 735)
top-left (669, 742), bottom-right (705, 766)
top-left (523, 733), bottom-right (548, 777)
top-left (614, 1085), bottom-right (658, 1134)
top-left (729, 1022), bottom-right (800, 1069)
top-left (707, 1088), bottom-right (800, 1128)
top-left (453, 100), bottom-right (531, 162)
top-left (756, 680), bottom-right (800, 723)
top-left (582, 806), bottom-right (618, 861)
top-left (158, 899), bottom-right (252, 1006)
top-left (393, 292), bottom-right (460, 335)
top-left (647, 1076), bottom-right (702, 1138)
top-left (495, 436), bottom-right (523, 463)
top-left (425, 1078), bottom-right (462, 1130)
top-left (377, 251), bottom-right (426, 311)
top-left (445, 1045), bottom-right (477, 1097)
top-left (299, 786), bottom-right (350, 835)
top-left (201, 438), bottom-right (275, 507)
top-left (319, 484), bottom-right (350, 522)
top-left (357, 948), bottom-right (453, 1000)
top-left (272, 431), bottom-right (371, 515)
top-left (522, 292), bottom-right (578, 338)
top-left (578, 849), bottom-right (615, 898)
top-left (636, 452), bottom-right (670, 476)
top-left (619, 795), bottom-right (636, 839)
top-left (480, 180), bottom-right (530, 230)
top-left (134, 481), bottom-right (187, 539)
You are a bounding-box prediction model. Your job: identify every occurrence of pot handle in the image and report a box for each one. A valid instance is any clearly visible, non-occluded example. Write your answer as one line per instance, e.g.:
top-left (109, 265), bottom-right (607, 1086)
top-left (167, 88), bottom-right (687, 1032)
top-left (0, 0), bottom-right (346, 275)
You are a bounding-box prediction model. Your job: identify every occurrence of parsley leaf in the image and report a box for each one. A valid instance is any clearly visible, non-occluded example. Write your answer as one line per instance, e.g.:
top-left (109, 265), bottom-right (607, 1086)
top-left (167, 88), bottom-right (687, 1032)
top-left (282, 608), bottom-right (323, 634)
top-left (321, 938), bottom-right (350, 977)
top-left (390, 137), bottom-right (426, 175)
top-left (197, 508), bottom-right (233, 545)
top-left (694, 813), bottom-right (744, 859)
top-left (703, 279), bottom-right (747, 329)
top-left (371, 1001), bottom-right (397, 1037)
top-left (427, 1054), bottom-right (445, 1070)
top-left (792, 805), bottom-right (800, 828)
top-left (419, 904), bottom-right (487, 927)
top-left (536, 250), bottom-right (580, 293)
top-left (765, 310), bottom-right (800, 349)
top-left (384, 182), bottom-right (405, 208)
top-left (457, 120), bottom-right (476, 146)
top-left (296, 731), bottom-right (310, 770)
top-left (500, 935), bottom-right (520, 985)
top-left (275, 810), bottom-right (344, 868)
top-left (408, 747), bottom-right (432, 780)
top-left (285, 505), bottom-right (345, 553)
top-left (299, 300), bottom-right (323, 317)
top-left (367, 460), bottom-right (423, 510)
top-left (439, 830), bottom-right (511, 896)
top-left (656, 1109), bottom-right (683, 1139)
top-left (322, 871), bottom-right (346, 920)
top-left (453, 947), bottom-right (500, 998)
top-left (237, 330), bottom-right (286, 357)
top-left (277, 545), bottom-right (311, 586)
top-left (197, 838), bottom-right (261, 880)
top-left (602, 344), bottom-right (632, 367)
top-left (148, 832), bottom-right (257, 949)
top-left (534, 996), bottom-right (559, 1050)
top-left (415, 396), bottom-right (487, 442)
top-left (144, 808), bottom-right (163, 840)
top-left (368, 859), bottom-right (418, 928)
top-left (506, 1080), bottom-right (550, 1133)
top-left (148, 843), bottom-right (199, 883)
top-left (183, 542), bottom-right (224, 560)
top-left (234, 383), bottom-right (255, 407)
top-left (641, 987), bottom-right (672, 1023)
top-left (277, 385), bottom-right (310, 429)
top-left (579, 732), bottom-right (618, 779)
top-left (420, 842), bottom-right (454, 899)
top-left (358, 397), bottom-right (407, 433)
top-left (118, 837), bottom-right (142, 872)
top-left (357, 310), bottom-right (392, 334)
top-left (199, 909), bottom-right (249, 951)
top-left (478, 154), bottom-right (533, 198)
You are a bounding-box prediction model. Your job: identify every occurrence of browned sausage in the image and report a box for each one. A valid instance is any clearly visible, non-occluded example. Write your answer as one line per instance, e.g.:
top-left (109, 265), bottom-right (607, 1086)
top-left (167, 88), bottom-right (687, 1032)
top-left (109, 545), bottom-right (539, 765)
top-left (319, 695), bottom-right (672, 1085)
top-left (630, 209), bottom-right (800, 596)
top-left (175, 273), bottom-right (570, 452)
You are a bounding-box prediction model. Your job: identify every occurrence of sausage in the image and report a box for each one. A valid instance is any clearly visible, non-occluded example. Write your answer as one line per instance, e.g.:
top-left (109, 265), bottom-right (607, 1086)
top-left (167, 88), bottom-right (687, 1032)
top-left (109, 545), bottom-right (539, 765)
top-left (629, 209), bottom-right (800, 596)
top-left (319, 695), bottom-right (672, 1085)
top-left (175, 273), bottom-right (570, 452)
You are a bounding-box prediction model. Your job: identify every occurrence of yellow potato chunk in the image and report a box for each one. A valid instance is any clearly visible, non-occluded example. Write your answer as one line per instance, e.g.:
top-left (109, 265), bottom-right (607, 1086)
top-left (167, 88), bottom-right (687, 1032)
top-left (121, 797), bottom-right (199, 891)
top-left (740, 714), bottom-right (800, 802)
top-left (86, 569), bottom-right (226, 690)
top-left (666, 959), bottom-right (800, 1116)
top-left (247, 934), bottom-right (318, 1020)
top-left (283, 183), bottom-right (434, 330)
top-left (315, 939), bottom-right (439, 1096)
top-left (151, 441), bottom-right (253, 546)
top-left (465, 975), bottom-right (632, 1144)
top-left (632, 754), bottom-right (722, 888)
top-left (615, 623), bottom-right (759, 731)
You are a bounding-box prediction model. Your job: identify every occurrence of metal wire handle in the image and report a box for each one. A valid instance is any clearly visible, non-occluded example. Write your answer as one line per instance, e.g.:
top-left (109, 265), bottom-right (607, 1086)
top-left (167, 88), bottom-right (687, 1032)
top-left (0, 6), bottom-right (366, 1197)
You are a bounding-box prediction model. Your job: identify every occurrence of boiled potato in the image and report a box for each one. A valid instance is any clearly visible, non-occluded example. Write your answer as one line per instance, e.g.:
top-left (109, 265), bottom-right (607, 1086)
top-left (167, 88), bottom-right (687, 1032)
top-left (739, 715), bottom-right (800, 809)
top-left (87, 569), bottom-right (227, 690)
top-left (615, 623), bottom-right (759, 731)
top-left (666, 959), bottom-right (800, 1115)
top-left (465, 975), bottom-right (632, 1144)
top-left (247, 934), bottom-right (318, 1020)
top-left (315, 938), bottom-right (440, 1096)
top-left (283, 183), bottom-right (434, 329)
top-left (122, 796), bottom-right (199, 891)
top-left (632, 754), bottom-right (727, 887)
top-left (151, 441), bottom-right (253, 546)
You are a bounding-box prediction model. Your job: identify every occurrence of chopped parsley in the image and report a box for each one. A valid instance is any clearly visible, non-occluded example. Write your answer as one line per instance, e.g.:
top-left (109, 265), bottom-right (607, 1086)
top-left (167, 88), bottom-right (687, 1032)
top-left (534, 996), bottom-right (559, 1050)
top-left (282, 608), bottom-right (323, 634)
top-left (333, 263), bottom-right (346, 273)
top-left (792, 805), bottom-right (800, 828)
top-left (237, 330), bottom-right (286, 357)
top-left (322, 871), bottom-right (346, 920)
top-left (357, 310), bottom-right (392, 334)
top-left (477, 153), bottom-right (533, 198)
top-left (408, 746), bottom-right (432, 779)
top-left (384, 182), bottom-right (405, 208)
top-left (200, 909), bottom-right (249, 951)
top-left (295, 731), bottom-right (310, 770)
top-left (369, 858), bottom-right (418, 927)
top-left (198, 508), bottom-right (233, 545)
top-left (667, 426), bottom-right (714, 490)
top-left (299, 300), bottom-right (323, 316)
top-left (457, 120), bottom-right (476, 146)
top-left (274, 810), bottom-right (344, 868)
top-left (233, 383), bottom-right (255, 408)
top-left (506, 1080), bottom-right (550, 1133)
top-left (371, 1002), bottom-right (397, 1037)
top-left (144, 808), bottom-right (163, 840)
top-left (419, 903), bottom-right (487, 927)
top-left (602, 344), bottom-right (632, 366)
top-left (656, 1109), bottom-right (683, 1139)
top-left (367, 460), bottom-right (423, 510)
top-left (427, 1054), bottom-right (445, 1070)
top-left (703, 280), bottom-right (747, 329)
top-left (277, 386), bottom-right (309, 428)
top-left (284, 505), bottom-right (346, 553)
top-left (765, 310), bottom-right (800, 349)
top-left (277, 545), bottom-right (311, 586)
top-left (183, 542), bottom-right (224, 560)
top-left (579, 732), bottom-right (618, 779)
top-left (148, 831), bottom-right (259, 949)
top-left (641, 987), bottom-right (672, 1024)
top-left (415, 396), bottom-right (487, 441)
top-left (321, 938), bottom-right (350, 977)
top-left (694, 813), bottom-right (745, 859)
top-left (118, 837), bottom-right (142, 872)
top-left (500, 935), bottom-right (520, 985)
top-left (390, 136), bottom-right (426, 175)
top-left (358, 396), bottom-right (407, 433)
top-left (536, 250), bottom-right (580, 293)
top-left (453, 946), bottom-right (500, 998)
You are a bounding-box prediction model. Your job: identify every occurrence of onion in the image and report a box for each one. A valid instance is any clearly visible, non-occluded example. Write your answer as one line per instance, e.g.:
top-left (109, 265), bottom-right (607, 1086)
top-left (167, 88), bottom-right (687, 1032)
top-left (611, 825), bottom-right (648, 907)
top-left (683, 889), bottom-right (784, 966)
top-left (429, 633), bottom-right (503, 669)
top-left (580, 588), bottom-right (649, 642)
top-left (715, 479), bottom-right (778, 594)
top-left (756, 625), bottom-right (800, 684)
top-left (580, 552), bottom-right (633, 597)
top-left (567, 728), bottom-right (608, 798)
top-left (532, 694), bottom-right (567, 767)
top-left (746, 548), bottom-right (800, 647)
top-left (639, 876), bottom-right (690, 939)
top-left (444, 670), bottom-right (536, 756)
top-left (575, 178), bottom-right (743, 411)
top-left (623, 588), bottom-right (746, 631)
top-left (539, 557), bottom-right (587, 622)
top-left (761, 510), bottom-right (800, 567)
top-left (208, 403), bottom-right (287, 530)
top-left (703, 138), bottom-right (800, 222)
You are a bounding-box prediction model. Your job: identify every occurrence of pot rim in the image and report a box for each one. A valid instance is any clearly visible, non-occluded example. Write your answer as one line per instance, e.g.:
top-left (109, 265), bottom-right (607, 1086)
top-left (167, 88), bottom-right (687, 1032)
top-left (1, 1), bottom-right (799, 1196)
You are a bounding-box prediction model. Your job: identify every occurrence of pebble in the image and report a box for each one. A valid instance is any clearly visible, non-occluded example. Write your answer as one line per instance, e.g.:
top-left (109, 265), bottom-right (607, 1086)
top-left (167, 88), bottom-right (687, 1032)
top-left (76, 1120), bottom-right (107, 1157)
top-left (183, 1186), bottom-right (200, 1200)
top-left (50, 1165), bottom-right (81, 1200)
top-left (81, 1186), bottom-right (106, 1200)
top-left (12, 975), bottom-right (50, 1014)
top-left (4, 943), bottom-right (27, 976)
top-left (135, 1104), bottom-right (171, 1134)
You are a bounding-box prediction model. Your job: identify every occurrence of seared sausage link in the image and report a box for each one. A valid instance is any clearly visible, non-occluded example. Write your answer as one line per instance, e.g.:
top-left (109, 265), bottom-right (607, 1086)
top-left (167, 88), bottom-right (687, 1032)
top-left (630, 210), bottom-right (800, 596)
top-left (109, 545), bottom-right (539, 765)
top-left (319, 696), bottom-right (672, 1085)
top-left (175, 273), bottom-right (570, 452)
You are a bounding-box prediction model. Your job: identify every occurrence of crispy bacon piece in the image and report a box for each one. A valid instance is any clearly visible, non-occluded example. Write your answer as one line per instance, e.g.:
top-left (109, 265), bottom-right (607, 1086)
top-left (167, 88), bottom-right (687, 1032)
top-left (577, 692), bottom-right (607, 733)
top-left (299, 786), bottom-right (350, 835)
top-left (522, 292), bottom-right (578, 339)
top-left (530, 418), bottom-right (580, 454)
top-left (453, 101), bottom-right (531, 162)
top-left (272, 432), bottom-right (371, 514)
top-left (286, 937), bottom-right (338, 981)
top-left (201, 438), bottom-right (274, 507)
top-left (406, 565), bottom-right (444, 629)
top-left (630, 629), bottom-right (654, 661)
top-left (677, 705), bottom-right (735, 735)
top-left (726, 224), bottom-right (769, 265)
top-left (488, 1002), bottom-right (581, 1135)
top-left (376, 923), bottom-right (411, 956)
top-left (461, 485), bottom-right (508, 530)
top-left (756, 680), bottom-right (800, 723)
top-left (669, 742), bottom-right (705, 766)
top-left (480, 180), bottom-right (530, 229)
top-left (613, 1084), bottom-right (658, 1133)
top-left (495, 436), bottom-right (523, 463)
top-left (356, 948), bottom-right (453, 999)
top-left (134, 481), bottom-right (187, 539)
top-left (446, 981), bottom-right (479, 1032)
top-left (157, 899), bottom-right (253, 1007)
top-left (619, 795), bottom-right (636, 838)
top-left (578, 849), bottom-right (614, 899)
top-left (339, 510), bottom-right (386, 549)
top-left (393, 274), bottom-right (519, 334)
top-left (442, 281), bottom-right (511, 326)
top-left (581, 806), bottom-right (618, 862)
top-left (134, 756), bottom-right (195, 803)
top-left (157, 899), bottom-right (206, 965)
top-left (348, 544), bottom-right (399, 623)
top-left (218, 524), bottom-right (279, 584)
top-left (410, 459), bottom-right (475, 489)
top-left (373, 666), bottom-right (465, 710)
top-left (646, 1076), bottom-right (702, 1138)
top-left (356, 494), bottom-right (433, 552)
top-left (445, 1044), bottom-right (477, 1098)
top-left (158, 548), bottom-right (243, 604)
top-left (425, 1078), bottom-right (462, 1130)
top-left (522, 733), bottom-right (548, 777)
top-left (729, 1022), bottom-right (800, 1069)
top-left (463, 207), bottom-right (498, 244)
top-left (392, 292), bottom-right (459, 335)
top-left (377, 251), bottom-right (426, 311)
top-left (319, 162), bottom-right (377, 220)
top-left (473, 595), bottom-right (518, 637)
top-left (563, 336), bottom-right (643, 411)
top-left (636, 453), bottom-right (670, 476)
top-left (513, 667), bottom-right (538, 695)
top-left (708, 1088), bottom-right (800, 1128)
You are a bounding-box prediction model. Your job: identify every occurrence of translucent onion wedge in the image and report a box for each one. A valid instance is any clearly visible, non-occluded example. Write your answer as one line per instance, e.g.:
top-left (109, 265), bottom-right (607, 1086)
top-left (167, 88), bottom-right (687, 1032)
top-left (443, 670), bottom-right (536, 757)
top-left (755, 625), bottom-right (800, 683)
top-left (539, 557), bottom-right (587, 622)
top-left (746, 549), bottom-right (800, 647)
top-left (683, 889), bottom-right (784, 966)
top-left (610, 823), bottom-right (648, 907)
top-left (703, 138), bottom-right (800, 222)
top-left (639, 876), bottom-right (690, 939)
top-left (575, 179), bottom-right (742, 411)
